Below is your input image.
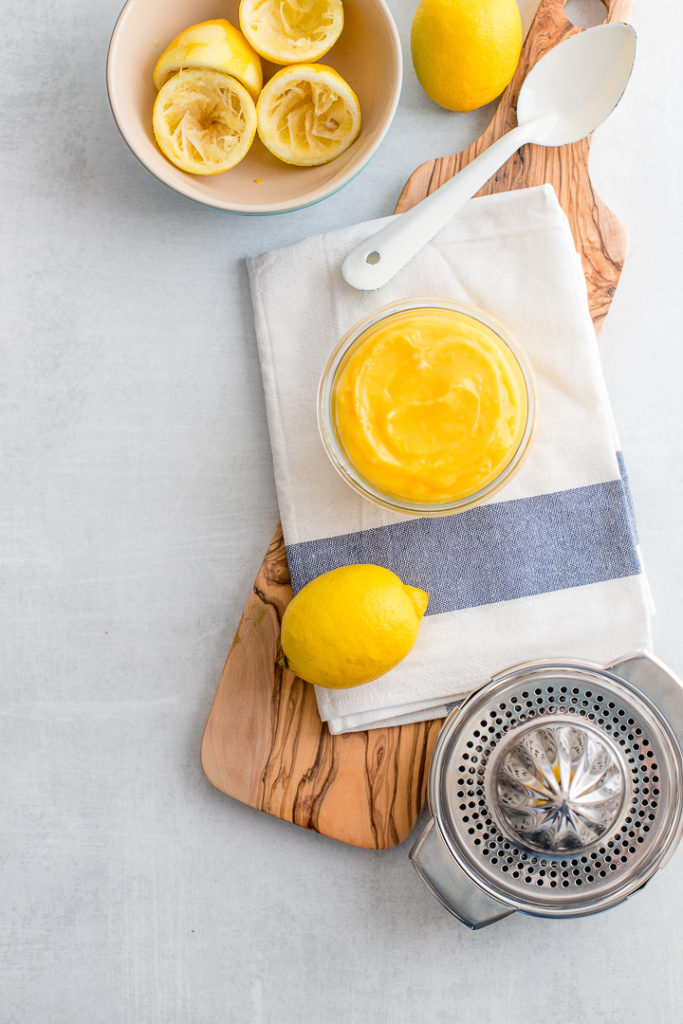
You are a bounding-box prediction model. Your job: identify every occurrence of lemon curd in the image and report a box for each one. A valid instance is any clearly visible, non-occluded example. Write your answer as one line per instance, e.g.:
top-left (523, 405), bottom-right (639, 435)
top-left (330, 305), bottom-right (530, 507)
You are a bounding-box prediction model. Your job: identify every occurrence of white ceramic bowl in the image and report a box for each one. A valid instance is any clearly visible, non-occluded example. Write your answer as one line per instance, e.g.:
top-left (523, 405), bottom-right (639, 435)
top-left (107, 0), bottom-right (402, 213)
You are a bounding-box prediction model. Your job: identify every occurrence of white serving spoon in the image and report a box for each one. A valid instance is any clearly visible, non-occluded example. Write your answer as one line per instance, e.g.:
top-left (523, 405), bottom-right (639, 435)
top-left (341, 22), bottom-right (636, 291)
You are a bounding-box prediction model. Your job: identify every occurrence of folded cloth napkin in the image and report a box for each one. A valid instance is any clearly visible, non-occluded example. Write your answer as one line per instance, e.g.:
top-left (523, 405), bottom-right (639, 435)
top-left (247, 185), bottom-right (653, 734)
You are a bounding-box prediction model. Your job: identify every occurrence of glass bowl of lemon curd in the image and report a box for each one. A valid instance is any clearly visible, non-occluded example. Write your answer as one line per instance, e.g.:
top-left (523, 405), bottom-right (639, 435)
top-left (318, 298), bottom-right (537, 516)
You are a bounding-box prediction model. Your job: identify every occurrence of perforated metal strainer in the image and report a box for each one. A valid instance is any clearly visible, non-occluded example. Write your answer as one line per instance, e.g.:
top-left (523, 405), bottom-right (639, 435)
top-left (410, 652), bottom-right (683, 928)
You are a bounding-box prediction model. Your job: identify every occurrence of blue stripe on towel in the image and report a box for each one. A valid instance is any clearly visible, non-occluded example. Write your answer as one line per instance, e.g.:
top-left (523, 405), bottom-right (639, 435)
top-left (616, 450), bottom-right (638, 543)
top-left (285, 462), bottom-right (641, 616)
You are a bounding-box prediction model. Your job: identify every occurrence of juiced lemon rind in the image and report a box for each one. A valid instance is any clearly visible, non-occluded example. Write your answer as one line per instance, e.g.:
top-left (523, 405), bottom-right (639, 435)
top-left (153, 19), bottom-right (263, 101)
top-left (239, 0), bottom-right (344, 65)
top-left (256, 64), bottom-right (360, 167)
top-left (153, 68), bottom-right (257, 175)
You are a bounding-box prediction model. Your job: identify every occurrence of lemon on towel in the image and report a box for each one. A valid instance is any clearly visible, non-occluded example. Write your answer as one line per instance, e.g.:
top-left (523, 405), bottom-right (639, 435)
top-left (281, 564), bottom-right (429, 689)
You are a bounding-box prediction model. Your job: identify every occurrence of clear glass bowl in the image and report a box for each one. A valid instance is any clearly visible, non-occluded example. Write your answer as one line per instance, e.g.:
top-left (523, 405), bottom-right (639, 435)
top-left (317, 297), bottom-right (537, 517)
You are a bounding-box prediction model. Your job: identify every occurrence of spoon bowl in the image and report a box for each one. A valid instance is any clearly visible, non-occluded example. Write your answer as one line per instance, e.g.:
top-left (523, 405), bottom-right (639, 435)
top-left (520, 22), bottom-right (637, 146)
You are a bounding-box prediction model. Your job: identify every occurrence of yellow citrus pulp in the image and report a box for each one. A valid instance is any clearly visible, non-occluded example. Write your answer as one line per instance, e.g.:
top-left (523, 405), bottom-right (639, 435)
top-left (332, 307), bottom-right (528, 505)
top-left (256, 63), bottom-right (360, 166)
top-left (152, 68), bottom-right (257, 175)
top-left (280, 564), bottom-right (429, 689)
top-left (239, 0), bottom-right (344, 65)
top-left (411, 0), bottom-right (522, 112)
top-left (153, 19), bottom-right (263, 100)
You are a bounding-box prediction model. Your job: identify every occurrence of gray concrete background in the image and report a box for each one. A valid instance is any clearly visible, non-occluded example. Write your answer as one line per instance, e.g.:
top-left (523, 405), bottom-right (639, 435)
top-left (3, 1), bottom-right (682, 1021)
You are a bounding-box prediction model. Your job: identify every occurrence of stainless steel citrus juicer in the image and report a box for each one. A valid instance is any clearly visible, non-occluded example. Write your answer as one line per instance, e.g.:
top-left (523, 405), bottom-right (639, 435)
top-left (410, 652), bottom-right (683, 927)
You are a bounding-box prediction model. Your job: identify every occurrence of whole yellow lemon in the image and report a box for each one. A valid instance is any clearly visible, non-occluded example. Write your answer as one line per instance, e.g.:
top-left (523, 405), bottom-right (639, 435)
top-left (280, 564), bottom-right (429, 689)
top-left (411, 0), bottom-right (522, 112)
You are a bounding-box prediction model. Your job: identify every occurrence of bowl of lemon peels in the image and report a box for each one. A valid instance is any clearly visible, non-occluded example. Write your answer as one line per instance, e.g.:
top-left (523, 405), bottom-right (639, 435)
top-left (107, 0), bottom-right (402, 213)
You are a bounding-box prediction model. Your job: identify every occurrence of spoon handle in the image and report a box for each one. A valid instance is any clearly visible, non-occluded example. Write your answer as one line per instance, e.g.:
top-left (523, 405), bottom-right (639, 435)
top-left (341, 125), bottom-right (529, 291)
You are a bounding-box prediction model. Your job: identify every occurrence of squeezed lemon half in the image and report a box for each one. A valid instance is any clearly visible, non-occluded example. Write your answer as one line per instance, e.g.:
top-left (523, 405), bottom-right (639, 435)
top-left (153, 19), bottom-right (263, 100)
top-left (153, 68), bottom-right (257, 175)
top-left (239, 0), bottom-right (344, 65)
top-left (281, 564), bottom-right (429, 689)
top-left (257, 64), bottom-right (360, 167)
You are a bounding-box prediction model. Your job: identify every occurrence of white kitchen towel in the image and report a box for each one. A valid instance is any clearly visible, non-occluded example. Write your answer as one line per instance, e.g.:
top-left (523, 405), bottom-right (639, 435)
top-left (247, 184), bottom-right (653, 734)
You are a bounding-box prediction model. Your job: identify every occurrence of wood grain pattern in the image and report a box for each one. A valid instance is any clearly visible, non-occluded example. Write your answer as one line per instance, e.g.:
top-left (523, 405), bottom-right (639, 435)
top-left (201, 0), bottom-right (632, 848)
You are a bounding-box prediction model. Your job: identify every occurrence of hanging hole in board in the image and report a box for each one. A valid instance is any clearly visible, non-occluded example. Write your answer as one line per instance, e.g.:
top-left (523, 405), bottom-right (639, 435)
top-left (564, 0), bottom-right (608, 28)
top-left (366, 251), bottom-right (381, 265)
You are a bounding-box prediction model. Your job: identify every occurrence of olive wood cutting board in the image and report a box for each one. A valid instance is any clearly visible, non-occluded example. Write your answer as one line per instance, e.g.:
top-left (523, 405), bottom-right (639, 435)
top-left (201, 0), bottom-right (634, 848)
